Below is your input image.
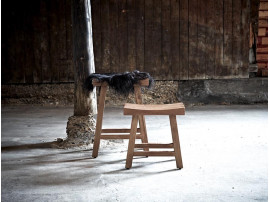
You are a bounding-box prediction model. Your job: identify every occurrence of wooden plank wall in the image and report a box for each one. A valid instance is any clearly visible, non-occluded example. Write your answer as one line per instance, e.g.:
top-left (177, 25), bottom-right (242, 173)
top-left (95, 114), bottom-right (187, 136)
top-left (2, 0), bottom-right (250, 84)
top-left (2, 0), bottom-right (73, 84)
top-left (92, 0), bottom-right (250, 80)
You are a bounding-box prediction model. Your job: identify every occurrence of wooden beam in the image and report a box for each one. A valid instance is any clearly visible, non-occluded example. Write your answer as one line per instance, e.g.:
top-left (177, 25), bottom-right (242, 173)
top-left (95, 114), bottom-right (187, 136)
top-left (92, 78), bottom-right (149, 87)
top-left (100, 135), bottom-right (143, 139)
top-left (101, 128), bottom-right (141, 133)
top-left (134, 143), bottom-right (174, 148)
top-left (133, 151), bottom-right (175, 156)
top-left (71, 0), bottom-right (96, 116)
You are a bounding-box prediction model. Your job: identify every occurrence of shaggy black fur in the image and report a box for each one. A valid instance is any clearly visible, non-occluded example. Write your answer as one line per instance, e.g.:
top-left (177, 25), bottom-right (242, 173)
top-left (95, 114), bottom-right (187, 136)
top-left (84, 70), bottom-right (154, 96)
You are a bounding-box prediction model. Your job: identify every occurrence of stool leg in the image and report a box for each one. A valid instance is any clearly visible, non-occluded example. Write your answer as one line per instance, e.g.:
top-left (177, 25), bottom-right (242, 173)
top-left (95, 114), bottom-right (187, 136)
top-left (138, 115), bottom-right (149, 152)
top-left (92, 85), bottom-right (107, 158)
top-left (169, 115), bottom-right (183, 169)
top-left (126, 115), bottom-right (138, 169)
top-left (134, 85), bottom-right (149, 151)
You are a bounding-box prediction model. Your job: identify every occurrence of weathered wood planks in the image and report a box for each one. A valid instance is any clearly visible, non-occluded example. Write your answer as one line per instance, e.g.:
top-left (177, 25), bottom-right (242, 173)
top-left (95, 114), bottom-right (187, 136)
top-left (127, 0), bottom-right (137, 71)
top-left (2, 0), bottom-right (73, 84)
top-left (232, 0), bottom-right (242, 77)
top-left (2, 0), bottom-right (250, 84)
top-left (135, 0), bottom-right (145, 72)
top-left (161, 0), bottom-right (172, 80)
top-left (223, 0), bottom-right (233, 77)
top-left (205, 0), bottom-right (216, 79)
top-left (118, 0), bottom-right (128, 73)
top-left (110, 0), bottom-right (120, 73)
top-left (179, 0), bottom-right (189, 80)
top-left (91, 0), bottom-right (101, 74)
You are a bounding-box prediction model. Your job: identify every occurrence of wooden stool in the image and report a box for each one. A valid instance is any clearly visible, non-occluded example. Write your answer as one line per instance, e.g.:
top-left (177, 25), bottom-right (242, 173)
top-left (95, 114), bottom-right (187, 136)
top-left (123, 103), bottom-right (185, 169)
top-left (92, 79), bottom-right (150, 158)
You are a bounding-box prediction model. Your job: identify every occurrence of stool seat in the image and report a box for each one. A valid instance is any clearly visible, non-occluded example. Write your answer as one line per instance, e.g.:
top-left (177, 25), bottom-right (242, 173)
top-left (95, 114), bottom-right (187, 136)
top-left (124, 103), bottom-right (185, 169)
top-left (124, 103), bottom-right (185, 115)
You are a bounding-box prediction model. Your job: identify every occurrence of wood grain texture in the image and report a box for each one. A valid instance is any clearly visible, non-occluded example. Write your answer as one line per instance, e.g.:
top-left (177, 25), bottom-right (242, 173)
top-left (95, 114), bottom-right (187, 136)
top-left (24, 6), bottom-right (34, 83)
top-left (133, 151), bottom-right (176, 156)
top-left (214, 0), bottom-right (224, 78)
top-left (134, 85), bottom-right (149, 152)
top-left (49, 0), bottom-right (60, 82)
top-left (58, 0), bottom-right (72, 82)
top-left (91, 0), bottom-right (101, 74)
top-left (205, 0), bottom-right (216, 79)
top-left (232, 0), bottom-right (242, 77)
top-left (188, 0), bottom-right (199, 79)
top-left (2, 0), bottom-right (73, 84)
top-left (92, 85), bottom-right (107, 158)
top-left (197, 0), bottom-right (206, 79)
top-left (144, 0), bottom-right (154, 74)
top-left (2, 0), bottom-right (251, 83)
top-left (101, 128), bottom-right (141, 133)
top-left (169, 115), bottom-right (183, 168)
top-left (170, 0), bottom-right (180, 80)
top-left (32, 0), bottom-right (46, 83)
top-left (109, 0), bottom-right (119, 73)
top-left (179, 0), bottom-right (189, 80)
top-left (135, 0), bottom-right (145, 71)
top-left (100, 134), bottom-right (142, 139)
top-left (124, 104), bottom-right (184, 169)
top-left (65, 0), bottom-right (74, 82)
top-left (39, 0), bottom-right (53, 82)
top-left (92, 78), bottom-right (149, 87)
top-left (100, 0), bottom-right (110, 73)
top-left (72, 0), bottom-right (96, 116)
top-left (161, 0), bottom-right (172, 79)
top-left (119, 0), bottom-right (128, 72)
top-left (92, 81), bottom-right (150, 157)
top-left (127, 0), bottom-right (137, 71)
top-left (134, 143), bottom-right (174, 148)
top-left (144, 0), bottom-right (162, 78)
top-left (126, 115), bottom-right (139, 168)
top-left (152, 0), bottom-right (162, 78)
top-left (124, 103), bottom-right (185, 115)
top-left (223, 0), bottom-right (233, 77)
top-left (240, 0), bottom-right (250, 78)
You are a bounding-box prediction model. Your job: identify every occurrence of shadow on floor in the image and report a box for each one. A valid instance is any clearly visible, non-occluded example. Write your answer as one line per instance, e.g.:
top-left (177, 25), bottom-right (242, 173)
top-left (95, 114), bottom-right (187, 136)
top-left (1, 142), bottom-right (57, 151)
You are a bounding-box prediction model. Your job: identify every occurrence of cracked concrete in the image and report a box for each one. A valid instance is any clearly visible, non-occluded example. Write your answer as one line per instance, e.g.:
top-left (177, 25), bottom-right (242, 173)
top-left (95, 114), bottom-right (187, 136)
top-left (1, 104), bottom-right (268, 202)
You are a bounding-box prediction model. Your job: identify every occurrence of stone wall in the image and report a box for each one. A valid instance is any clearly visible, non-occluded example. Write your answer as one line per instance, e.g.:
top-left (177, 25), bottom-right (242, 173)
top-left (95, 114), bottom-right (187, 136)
top-left (1, 83), bottom-right (74, 106)
top-left (2, 79), bottom-right (268, 106)
top-left (104, 81), bottom-right (178, 106)
top-left (177, 78), bottom-right (268, 104)
top-left (1, 81), bottom-right (179, 106)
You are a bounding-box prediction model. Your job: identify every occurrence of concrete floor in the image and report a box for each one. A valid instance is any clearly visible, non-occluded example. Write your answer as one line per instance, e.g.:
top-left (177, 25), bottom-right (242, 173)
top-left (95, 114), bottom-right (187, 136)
top-left (1, 104), bottom-right (268, 202)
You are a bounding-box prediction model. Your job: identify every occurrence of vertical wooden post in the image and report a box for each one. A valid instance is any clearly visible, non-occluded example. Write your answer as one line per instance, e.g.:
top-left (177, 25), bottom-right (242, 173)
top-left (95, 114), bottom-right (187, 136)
top-left (72, 0), bottom-right (97, 115)
top-left (63, 0), bottom-right (96, 147)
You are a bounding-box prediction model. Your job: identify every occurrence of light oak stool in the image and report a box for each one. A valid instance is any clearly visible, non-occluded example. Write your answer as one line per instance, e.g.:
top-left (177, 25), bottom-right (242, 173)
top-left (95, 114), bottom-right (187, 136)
top-left (123, 103), bottom-right (185, 169)
top-left (92, 79), bottom-right (150, 158)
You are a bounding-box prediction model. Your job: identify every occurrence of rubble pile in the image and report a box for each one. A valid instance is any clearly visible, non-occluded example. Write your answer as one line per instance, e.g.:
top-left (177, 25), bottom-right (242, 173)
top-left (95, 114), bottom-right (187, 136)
top-left (56, 114), bottom-right (96, 148)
